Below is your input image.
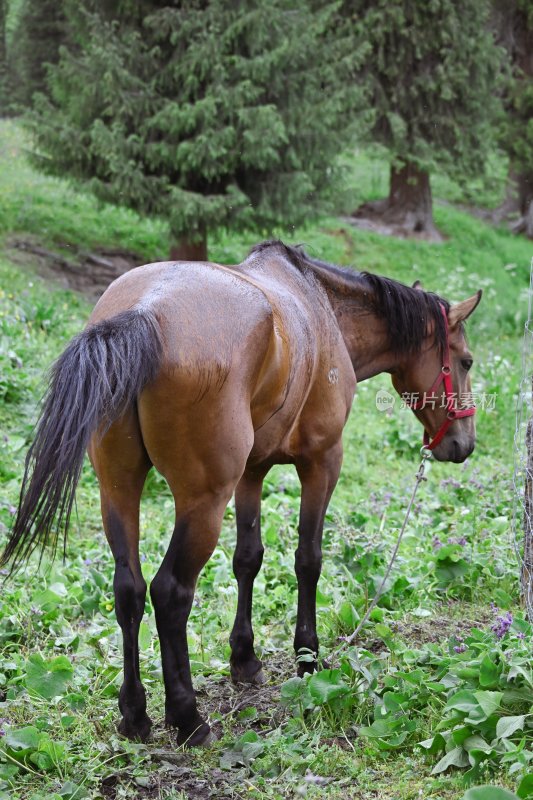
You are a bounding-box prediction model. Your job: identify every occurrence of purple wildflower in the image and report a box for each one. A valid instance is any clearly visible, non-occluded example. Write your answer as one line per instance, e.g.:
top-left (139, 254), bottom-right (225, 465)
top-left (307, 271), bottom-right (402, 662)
top-left (432, 536), bottom-right (443, 550)
top-left (517, 632), bottom-right (526, 640)
top-left (492, 610), bottom-right (513, 640)
top-left (454, 644), bottom-right (467, 654)
top-left (8, 506), bottom-right (16, 515)
top-left (84, 558), bottom-right (92, 566)
top-left (457, 537), bottom-right (467, 547)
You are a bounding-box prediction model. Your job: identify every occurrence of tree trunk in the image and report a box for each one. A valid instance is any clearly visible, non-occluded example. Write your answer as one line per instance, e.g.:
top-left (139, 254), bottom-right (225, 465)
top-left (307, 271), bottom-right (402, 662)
top-left (169, 233), bottom-right (208, 262)
top-left (353, 161), bottom-right (441, 241)
top-left (491, 170), bottom-right (521, 224)
top-left (511, 172), bottom-right (533, 240)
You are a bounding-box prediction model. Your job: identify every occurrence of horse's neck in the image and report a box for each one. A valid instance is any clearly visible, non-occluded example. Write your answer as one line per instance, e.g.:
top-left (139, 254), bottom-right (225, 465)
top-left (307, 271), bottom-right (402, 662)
top-left (308, 264), bottom-right (400, 381)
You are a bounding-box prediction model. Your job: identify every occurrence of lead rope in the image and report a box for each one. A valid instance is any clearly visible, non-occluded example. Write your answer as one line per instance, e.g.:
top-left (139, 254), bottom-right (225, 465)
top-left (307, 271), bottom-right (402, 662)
top-left (329, 447), bottom-right (432, 661)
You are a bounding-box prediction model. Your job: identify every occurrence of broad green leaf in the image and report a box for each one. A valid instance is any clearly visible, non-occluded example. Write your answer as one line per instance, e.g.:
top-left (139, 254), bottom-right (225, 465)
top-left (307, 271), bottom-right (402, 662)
top-left (383, 691), bottom-right (410, 713)
top-left (338, 601), bottom-right (358, 630)
top-left (374, 623), bottom-right (393, 640)
top-left (280, 677), bottom-right (303, 701)
top-left (31, 590), bottom-right (63, 614)
top-left (419, 733), bottom-right (446, 754)
top-left (30, 750), bottom-right (54, 770)
top-left (480, 655), bottom-right (500, 688)
top-left (462, 788), bottom-right (520, 800)
top-left (5, 726), bottom-right (40, 752)
top-left (435, 557), bottom-right (469, 584)
top-left (432, 746), bottom-right (470, 774)
top-left (517, 774), bottom-right (533, 799)
top-left (496, 716), bottom-right (526, 741)
top-left (39, 737), bottom-right (66, 764)
top-left (474, 692), bottom-right (503, 720)
top-left (452, 726), bottom-right (475, 746)
top-left (25, 654), bottom-right (73, 699)
top-left (308, 669), bottom-right (348, 704)
top-left (446, 690), bottom-right (479, 714)
top-left (0, 764), bottom-right (19, 780)
top-left (508, 665), bottom-right (533, 687)
top-left (58, 782), bottom-right (88, 800)
top-left (238, 731), bottom-right (259, 744)
top-left (464, 735), bottom-right (492, 753)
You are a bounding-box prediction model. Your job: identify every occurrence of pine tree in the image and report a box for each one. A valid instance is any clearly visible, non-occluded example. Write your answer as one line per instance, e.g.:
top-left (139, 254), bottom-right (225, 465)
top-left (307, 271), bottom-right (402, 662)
top-left (10, 0), bottom-right (66, 107)
top-left (494, 0), bottom-right (533, 239)
top-left (27, 0), bottom-right (364, 259)
top-left (0, 0), bottom-right (7, 114)
top-left (346, 0), bottom-right (505, 239)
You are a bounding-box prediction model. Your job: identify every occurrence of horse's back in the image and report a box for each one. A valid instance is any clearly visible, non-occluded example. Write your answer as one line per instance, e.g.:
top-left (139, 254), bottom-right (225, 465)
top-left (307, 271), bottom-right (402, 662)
top-left (88, 260), bottom-right (290, 491)
top-left (89, 255), bottom-right (353, 477)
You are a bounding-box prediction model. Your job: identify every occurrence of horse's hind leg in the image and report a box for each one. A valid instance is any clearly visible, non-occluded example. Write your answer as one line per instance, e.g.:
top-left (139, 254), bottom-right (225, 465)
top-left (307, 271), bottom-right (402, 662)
top-left (150, 493), bottom-right (231, 746)
top-left (89, 411), bottom-right (152, 741)
top-left (143, 397), bottom-right (254, 747)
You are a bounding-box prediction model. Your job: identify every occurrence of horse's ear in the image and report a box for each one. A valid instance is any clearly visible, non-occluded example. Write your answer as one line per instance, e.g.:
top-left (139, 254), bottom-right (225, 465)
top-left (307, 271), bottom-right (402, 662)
top-left (412, 280), bottom-right (423, 290)
top-left (448, 290), bottom-right (483, 327)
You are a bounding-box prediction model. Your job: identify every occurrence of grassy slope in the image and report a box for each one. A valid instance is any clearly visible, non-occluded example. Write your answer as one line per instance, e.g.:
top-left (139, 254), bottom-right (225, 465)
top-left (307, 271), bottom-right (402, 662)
top-left (0, 119), bottom-right (532, 800)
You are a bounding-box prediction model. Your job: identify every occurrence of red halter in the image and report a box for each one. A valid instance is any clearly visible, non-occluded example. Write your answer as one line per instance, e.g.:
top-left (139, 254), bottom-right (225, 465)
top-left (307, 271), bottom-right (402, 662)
top-left (408, 304), bottom-right (476, 451)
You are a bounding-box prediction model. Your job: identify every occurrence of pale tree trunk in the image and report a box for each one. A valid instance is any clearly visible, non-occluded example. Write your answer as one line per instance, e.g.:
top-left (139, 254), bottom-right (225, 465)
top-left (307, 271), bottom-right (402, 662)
top-left (353, 161), bottom-right (441, 241)
top-left (169, 232), bottom-right (208, 262)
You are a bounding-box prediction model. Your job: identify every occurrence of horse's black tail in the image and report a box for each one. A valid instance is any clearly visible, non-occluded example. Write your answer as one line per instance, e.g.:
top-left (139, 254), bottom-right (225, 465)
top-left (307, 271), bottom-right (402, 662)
top-left (1, 308), bottom-right (163, 573)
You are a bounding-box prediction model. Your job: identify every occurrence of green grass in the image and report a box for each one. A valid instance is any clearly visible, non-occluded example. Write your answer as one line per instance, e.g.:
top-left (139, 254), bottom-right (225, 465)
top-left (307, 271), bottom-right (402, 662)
top-left (0, 119), bottom-right (532, 800)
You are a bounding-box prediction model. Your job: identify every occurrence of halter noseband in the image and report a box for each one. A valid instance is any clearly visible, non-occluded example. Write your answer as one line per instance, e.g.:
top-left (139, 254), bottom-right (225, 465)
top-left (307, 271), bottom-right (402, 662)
top-left (407, 304), bottom-right (475, 451)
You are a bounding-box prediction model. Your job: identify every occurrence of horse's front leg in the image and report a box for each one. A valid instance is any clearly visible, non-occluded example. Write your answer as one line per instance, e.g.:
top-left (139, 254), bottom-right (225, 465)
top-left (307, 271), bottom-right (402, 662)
top-left (229, 467), bottom-right (267, 684)
top-left (294, 443), bottom-right (343, 676)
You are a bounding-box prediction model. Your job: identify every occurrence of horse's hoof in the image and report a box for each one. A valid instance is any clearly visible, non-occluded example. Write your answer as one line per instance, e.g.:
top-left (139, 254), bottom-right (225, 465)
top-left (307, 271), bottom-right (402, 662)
top-left (117, 713), bottom-right (152, 742)
top-left (176, 721), bottom-right (214, 748)
top-left (297, 662), bottom-right (317, 678)
top-left (230, 662), bottom-right (265, 685)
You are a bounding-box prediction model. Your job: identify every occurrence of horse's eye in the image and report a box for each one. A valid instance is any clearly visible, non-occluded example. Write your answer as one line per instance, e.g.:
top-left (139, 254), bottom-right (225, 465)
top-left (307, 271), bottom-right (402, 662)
top-left (461, 359), bottom-right (473, 372)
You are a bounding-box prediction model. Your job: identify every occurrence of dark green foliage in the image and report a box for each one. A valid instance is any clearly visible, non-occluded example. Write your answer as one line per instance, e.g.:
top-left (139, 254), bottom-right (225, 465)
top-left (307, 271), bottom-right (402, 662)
top-left (346, 0), bottom-right (505, 177)
top-left (0, 0), bottom-right (7, 114)
top-left (343, 0), bottom-right (506, 237)
top-left (494, 0), bottom-right (533, 235)
top-left (27, 1), bottom-right (364, 253)
top-left (9, 0), bottom-right (66, 107)
top-left (496, 0), bottom-right (533, 175)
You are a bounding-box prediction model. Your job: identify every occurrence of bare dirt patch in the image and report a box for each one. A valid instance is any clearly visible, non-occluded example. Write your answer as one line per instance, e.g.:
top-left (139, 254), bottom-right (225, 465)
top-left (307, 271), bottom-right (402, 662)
top-left (6, 234), bottom-right (144, 301)
top-left (100, 652), bottom-right (293, 800)
top-left (392, 603), bottom-right (493, 646)
top-left (341, 214), bottom-right (445, 243)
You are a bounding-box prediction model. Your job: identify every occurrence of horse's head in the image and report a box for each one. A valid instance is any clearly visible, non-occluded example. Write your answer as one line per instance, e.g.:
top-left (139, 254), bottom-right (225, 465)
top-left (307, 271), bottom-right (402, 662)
top-left (391, 289), bottom-right (482, 463)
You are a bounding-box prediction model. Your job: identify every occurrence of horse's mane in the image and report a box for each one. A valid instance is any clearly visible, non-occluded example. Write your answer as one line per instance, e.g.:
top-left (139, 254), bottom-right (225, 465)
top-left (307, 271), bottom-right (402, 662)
top-left (248, 240), bottom-right (451, 356)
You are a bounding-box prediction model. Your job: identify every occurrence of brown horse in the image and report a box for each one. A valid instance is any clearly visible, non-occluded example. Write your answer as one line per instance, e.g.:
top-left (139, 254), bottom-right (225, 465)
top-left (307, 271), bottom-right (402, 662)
top-left (1, 241), bottom-right (481, 747)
